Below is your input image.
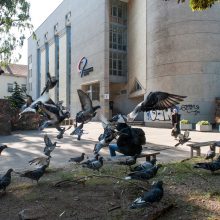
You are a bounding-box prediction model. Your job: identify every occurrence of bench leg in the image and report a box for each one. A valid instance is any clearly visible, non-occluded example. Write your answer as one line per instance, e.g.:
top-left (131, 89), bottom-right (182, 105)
top-left (196, 148), bottom-right (201, 157)
top-left (190, 147), bottom-right (193, 158)
top-left (145, 155), bottom-right (151, 162)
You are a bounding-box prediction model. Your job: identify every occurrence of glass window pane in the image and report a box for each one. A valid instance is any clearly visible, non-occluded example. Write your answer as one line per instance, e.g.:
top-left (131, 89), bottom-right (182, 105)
top-left (118, 7), bottom-right (122, 18)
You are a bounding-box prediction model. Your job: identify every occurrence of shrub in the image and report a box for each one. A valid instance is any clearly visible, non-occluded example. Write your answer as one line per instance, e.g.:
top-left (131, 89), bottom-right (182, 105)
top-left (196, 120), bottom-right (210, 125)
top-left (180, 119), bottom-right (190, 124)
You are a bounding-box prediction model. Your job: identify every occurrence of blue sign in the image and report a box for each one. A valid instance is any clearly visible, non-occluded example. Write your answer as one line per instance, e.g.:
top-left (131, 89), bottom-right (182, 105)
top-left (77, 57), bottom-right (93, 78)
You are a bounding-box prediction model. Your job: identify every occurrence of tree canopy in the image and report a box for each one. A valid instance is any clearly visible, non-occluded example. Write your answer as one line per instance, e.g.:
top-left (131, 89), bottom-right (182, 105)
top-left (165, 0), bottom-right (219, 11)
top-left (0, 0), bottom-right (33, 65)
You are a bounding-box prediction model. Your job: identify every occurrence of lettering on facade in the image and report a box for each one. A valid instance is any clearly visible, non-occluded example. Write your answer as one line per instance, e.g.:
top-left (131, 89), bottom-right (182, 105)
top-left (146, 109), bottom-right (172, 121)
top-left (78, 57), bottom-right (93, 78)
top-left (180, 104), bottom-right (200, 115)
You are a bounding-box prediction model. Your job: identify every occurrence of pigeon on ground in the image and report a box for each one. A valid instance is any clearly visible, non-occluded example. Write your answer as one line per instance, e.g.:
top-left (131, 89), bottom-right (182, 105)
top-left (56, 125), bottom-right (72, 139)
top-left (70, 123), bottom-right (84, 140)
top-left (29, 156), bottom-right (51, 168)
top-left (125, 164), bottom-right (162, 181)
top-left (127, 91), bottom-right (186, 121)
top-left (194, 156), bottom-right (220, 174)
top-left (20, 165), bottom-right (47, 183)
top-left (117, 155), bottom-right (138, 167)
top-left (44, 134), bottom-right (60, 156)
top-left (75, 89), bottom-right (100, 127)
top-left (80, 154), bottom-right (100, 165)
top-left (130, 158), bottom-right (157, 172)
top-left (0, 145), bottom-right (8, 155)
top-left (83, 157), bottom-right (104, 171)
top-left (0, 169), bottom-right (13, 192)
top-left (175, 130), bottom-right (191, 147)
top-left (69, 153), bottom-right (85, 164)
top-left (205, 144), bottom-right (216, 161)
top-left (130, 181), bottom-right (164, 209)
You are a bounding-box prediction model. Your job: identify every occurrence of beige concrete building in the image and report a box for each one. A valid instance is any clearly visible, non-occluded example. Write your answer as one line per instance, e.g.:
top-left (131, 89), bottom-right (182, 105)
top-left (28, 0), bottom-right (220, 126)
top-left (0, 64), bottom-right (27, 98)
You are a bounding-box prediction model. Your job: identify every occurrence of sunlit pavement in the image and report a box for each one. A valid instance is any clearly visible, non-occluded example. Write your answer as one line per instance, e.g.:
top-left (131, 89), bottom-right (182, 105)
top-left (0, 122), bottom-right (219, 172)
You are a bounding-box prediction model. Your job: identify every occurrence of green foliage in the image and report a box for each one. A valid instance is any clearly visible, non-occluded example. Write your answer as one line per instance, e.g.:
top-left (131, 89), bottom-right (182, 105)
top-left (6, 82), bottom-right (26, 109)
top-left (164, 0), bottom-right (219, 11)
top-left (180, 119), bottom-right (191, 124)
top-left (0, 0), bottom-right (33, 64)
top-left (196, 120), bottom-right (210, 125)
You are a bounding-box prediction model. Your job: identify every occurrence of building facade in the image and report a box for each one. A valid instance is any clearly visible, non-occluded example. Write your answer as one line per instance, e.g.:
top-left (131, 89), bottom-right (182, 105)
top-left (28, 0), bottom-right (220, 126)
top-left (0, 64), bottom-right (27, 99)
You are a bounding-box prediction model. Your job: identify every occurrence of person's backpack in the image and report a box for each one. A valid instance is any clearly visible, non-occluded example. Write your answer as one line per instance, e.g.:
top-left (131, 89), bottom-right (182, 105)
top-left (130, 128), bottom-right (146, 146)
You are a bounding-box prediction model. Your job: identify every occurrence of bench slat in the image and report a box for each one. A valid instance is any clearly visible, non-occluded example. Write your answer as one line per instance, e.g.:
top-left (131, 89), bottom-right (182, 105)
top-left (187, 141), bottom-right (217, 148)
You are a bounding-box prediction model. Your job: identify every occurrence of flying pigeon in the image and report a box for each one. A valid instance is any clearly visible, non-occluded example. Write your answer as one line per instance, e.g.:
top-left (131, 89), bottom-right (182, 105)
top-left (205, 144), bottom-right (216, 161)
top-left (43, 134), bottom-right (60, 156)
top-left (82, 157), bottom-right (104, 171)
top-left (175, 130), bottom-right (191, 147)
top-left (70, 123), bottom-right (84, 140)
top-left (20, 165), bottom-right (47, 183)
top-left (75, 89), bottom-right (100, 126)
top-left (56, 125), bottom-right (72, 139)
top-left (0, 169), bottom-right (13, 192)
top-left (130, 181), bottom-right (164, 209)
top-left (69, 153), bottom-right (85, 164)
top-left (41, 72), bottom-right (58, 96)
top-left (127, 91), bottom-right (187, 121)
top-left (130, 158), bottom-right (157, 172)
top-left (193, 156), bottom-right (220, 174)
top-left (125, 164), bottom-right (162, 181)
top-left (0, 145), bottom-right (8, 155)
top-left (29, 156), bottom-right (51, 168)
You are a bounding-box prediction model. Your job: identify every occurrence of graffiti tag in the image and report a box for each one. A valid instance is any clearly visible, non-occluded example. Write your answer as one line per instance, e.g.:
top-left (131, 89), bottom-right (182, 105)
top-left (146, 109), bottom-right (171, 121)
top-left (180, 104), bottom-right (200, 115)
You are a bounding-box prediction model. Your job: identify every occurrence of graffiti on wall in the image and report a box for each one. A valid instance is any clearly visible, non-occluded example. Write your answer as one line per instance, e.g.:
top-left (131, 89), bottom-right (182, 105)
top-left (180, 104), bottom-right (200, 115)
top-left (146, 109), bottom-right (172, 121)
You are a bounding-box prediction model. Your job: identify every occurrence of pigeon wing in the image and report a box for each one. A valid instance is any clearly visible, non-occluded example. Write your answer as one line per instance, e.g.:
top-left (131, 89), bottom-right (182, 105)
top-left (77, 89), bottom-right (93, 111)
top-left (44, 135), bottom-right (53, 147)
top-left (142, 91), bottom-right (187, 111)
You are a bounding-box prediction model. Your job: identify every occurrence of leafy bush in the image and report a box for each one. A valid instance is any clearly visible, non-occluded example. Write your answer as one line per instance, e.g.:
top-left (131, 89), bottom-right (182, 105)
top-left (180, 119), bottom-right (190, 124)
top-left (196, 120), bottom-right (210, 125)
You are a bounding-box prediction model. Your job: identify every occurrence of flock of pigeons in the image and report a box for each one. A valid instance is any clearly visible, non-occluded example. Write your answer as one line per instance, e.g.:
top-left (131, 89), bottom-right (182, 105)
top-left (1, 72), bottom-right (219, 210)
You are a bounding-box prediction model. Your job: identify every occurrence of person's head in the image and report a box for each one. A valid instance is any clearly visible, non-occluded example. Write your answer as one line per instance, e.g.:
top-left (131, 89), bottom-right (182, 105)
top-left (172, 108), bottom-right (177, 114)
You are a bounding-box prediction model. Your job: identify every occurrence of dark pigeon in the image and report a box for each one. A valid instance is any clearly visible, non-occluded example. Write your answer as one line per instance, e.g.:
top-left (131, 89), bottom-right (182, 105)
top-left (43, 134), bottom-right (60, 156)
top-left (0, 145), bottom-right (8, 155)
top-left (130, 181), bottom-right (164, 209)
top-left (125, 164), bottom-right (162, 181)
top-left (20, 165), bottom-right (47, 183)
top-left (57, 125), bottom-right (72, 139)
top-left (0, 169), bottom-right (13, 192)
top-left (83, 157), bottom-right (104, 171)
top-left (117, 155), bottom-right (138, 167)
top-left (194, 156), bottom-right (220, 174)
top-left (80, 154), bottom-right (99, 165)
top-left (130, 158), bottom-right (157, 172)
top-left (69, 153), bottom-right (85, 164)
top-left (75, 89), bottom-right (100, 126)
top-left (205, 144), bottom-right (216, 161)
top-left (127, 91), bottom-right (187, 121)
top-left (41, 72), bottom-right (58, 96)
top-left (70, 123), bottom-right (84, 140)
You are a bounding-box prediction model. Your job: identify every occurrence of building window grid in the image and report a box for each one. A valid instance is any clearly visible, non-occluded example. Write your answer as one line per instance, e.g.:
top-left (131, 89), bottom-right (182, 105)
top-left (109, 52), bottom-right (127, 76)
top-left (7, 83), bottom-right (13, 92)
top-left (110, 1), bottom-right (127, 24)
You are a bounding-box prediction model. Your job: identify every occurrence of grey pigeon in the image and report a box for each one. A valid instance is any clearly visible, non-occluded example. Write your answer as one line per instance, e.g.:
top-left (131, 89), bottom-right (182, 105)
top-left (75, 89), bottom-right (100, 127)
top-left (80, 154), bottom-right (99, 165)
top-left (130, 158), bottom-right (157, 172)
top-left (69, 153), bottom-right (85, 164)
top-left (83, 157), bottom-right (104, 171)
top-left (0, 169), bottom-right (13, 192)
top-left (57, 125), bottom-right (72, 139)
top-left (29, 156), bottom-right (51, 168)
top-left (117, 155), bottom-right (138, 167)
top-left (205, 144), bottom-right (216, 161)
top-left (41, 72), bottom-right (58, 96)
top-left (44, 134), bottom-right (59, 156)
top-left (130, 181), bottom-right (164, 209)
top-left (0, 145), bottom-right (8, 155)
top-left (127, 91), bottom-right (186, 121)
top-left (20, 165), bottom-right (47, 183)
top-left (175, 130), bottom-right (191, 147)
top-left (70, 123), bottom-right (84, 140)
top-left (125, 164), bottom-right (162, 181)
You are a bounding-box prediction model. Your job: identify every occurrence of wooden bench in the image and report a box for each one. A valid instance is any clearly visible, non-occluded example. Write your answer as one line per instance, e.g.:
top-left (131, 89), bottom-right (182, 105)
top-left (137, 151), bottom-right (160, 161)
top-left (187, 141), bottom-right (219, 158)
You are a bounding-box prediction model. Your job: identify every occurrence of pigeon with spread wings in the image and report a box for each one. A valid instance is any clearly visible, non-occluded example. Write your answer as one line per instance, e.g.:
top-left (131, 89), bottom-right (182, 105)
top-left (75, 89), bottom-right (100, 126)
top-left (127, 91), bottom-right (187, 121)
top-left (41, 72), bottom-right (58, 96)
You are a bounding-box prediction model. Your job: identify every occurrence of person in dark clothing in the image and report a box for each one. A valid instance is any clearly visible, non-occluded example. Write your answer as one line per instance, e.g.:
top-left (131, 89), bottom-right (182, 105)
top-left (108, 114), bottom-right (145, 156)
top-left (171, 108), bottom-right (181, 138)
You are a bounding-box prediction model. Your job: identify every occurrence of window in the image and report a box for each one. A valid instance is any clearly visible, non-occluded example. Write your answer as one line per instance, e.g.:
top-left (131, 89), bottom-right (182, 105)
top-left (8, 83), bottom-right (13, 92)
top-left (22, 84), bottom-right (26, 92)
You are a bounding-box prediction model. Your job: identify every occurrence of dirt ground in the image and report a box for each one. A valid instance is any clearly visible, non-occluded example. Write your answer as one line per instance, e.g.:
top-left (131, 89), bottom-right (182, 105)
top-left (0, 158), bottom-right (220, 220)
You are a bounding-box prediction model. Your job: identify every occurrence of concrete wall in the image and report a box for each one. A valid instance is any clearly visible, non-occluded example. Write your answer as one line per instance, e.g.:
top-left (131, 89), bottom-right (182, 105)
top-left (146, 0), bottom-right (220, 124)
top-left (0, 75), bottom-right (26, 98)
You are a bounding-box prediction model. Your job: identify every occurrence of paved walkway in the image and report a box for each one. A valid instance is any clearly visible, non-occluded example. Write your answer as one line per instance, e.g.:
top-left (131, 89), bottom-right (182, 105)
top-left (0, 122), bottom-right (219, 172)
